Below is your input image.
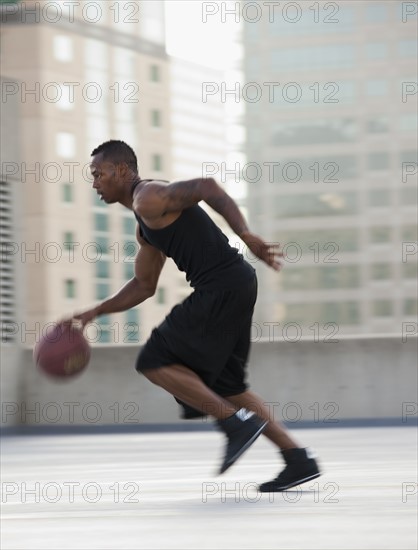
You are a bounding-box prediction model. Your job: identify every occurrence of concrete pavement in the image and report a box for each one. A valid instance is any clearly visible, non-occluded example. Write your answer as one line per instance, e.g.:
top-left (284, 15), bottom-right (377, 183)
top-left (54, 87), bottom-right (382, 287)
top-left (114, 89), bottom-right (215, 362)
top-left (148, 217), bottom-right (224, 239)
top-left (1, 426), bottom-right (417, 550)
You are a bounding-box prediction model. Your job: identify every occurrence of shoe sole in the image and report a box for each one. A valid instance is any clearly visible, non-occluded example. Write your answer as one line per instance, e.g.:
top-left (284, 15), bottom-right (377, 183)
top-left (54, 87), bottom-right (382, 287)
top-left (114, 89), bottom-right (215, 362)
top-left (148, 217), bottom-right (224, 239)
top-left (258, 472), bottom-right (321, 492)
top-left (219, 420), bottom-right (268, 475)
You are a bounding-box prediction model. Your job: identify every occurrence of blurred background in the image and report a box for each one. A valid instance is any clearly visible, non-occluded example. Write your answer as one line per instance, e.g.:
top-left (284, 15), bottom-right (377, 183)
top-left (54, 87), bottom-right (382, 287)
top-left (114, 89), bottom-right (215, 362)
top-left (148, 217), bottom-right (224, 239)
top-left (0, 0), bottom-right (417, 426)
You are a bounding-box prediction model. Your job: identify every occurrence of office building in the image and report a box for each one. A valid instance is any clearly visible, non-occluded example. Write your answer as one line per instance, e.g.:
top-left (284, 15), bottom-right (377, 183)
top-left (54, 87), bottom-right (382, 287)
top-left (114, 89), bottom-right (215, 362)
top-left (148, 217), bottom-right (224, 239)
top-left (243, 0), bottom-right (417, 337)
top-left (1, 0), bottom-right (174, 345)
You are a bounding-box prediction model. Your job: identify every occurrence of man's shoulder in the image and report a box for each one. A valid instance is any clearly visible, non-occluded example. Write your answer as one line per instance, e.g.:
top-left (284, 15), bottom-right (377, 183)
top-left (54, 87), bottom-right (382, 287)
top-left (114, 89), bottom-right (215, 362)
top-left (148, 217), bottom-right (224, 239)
top-left (133, 180), bottom-right (171, 218)
top-left (133, 179), bottom-right (170, 197)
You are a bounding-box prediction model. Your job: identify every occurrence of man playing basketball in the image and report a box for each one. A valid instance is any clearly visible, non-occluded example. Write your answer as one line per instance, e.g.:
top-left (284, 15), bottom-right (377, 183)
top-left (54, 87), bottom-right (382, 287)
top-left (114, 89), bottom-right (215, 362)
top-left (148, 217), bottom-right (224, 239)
top-left (70, 140), bottom-right (320, 492)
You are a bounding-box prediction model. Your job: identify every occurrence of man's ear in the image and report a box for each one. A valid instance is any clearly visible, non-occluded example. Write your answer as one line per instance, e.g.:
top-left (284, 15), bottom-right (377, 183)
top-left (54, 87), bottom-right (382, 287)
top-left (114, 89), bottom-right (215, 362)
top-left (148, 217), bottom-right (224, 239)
top-left (116, 163), bottom-right (129, 178)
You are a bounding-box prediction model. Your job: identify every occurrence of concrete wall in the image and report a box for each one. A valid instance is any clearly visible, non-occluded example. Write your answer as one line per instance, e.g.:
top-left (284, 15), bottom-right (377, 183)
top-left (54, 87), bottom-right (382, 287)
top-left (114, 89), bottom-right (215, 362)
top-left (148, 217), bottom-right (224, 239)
top-left (1, 335), bottom-right (416, 428)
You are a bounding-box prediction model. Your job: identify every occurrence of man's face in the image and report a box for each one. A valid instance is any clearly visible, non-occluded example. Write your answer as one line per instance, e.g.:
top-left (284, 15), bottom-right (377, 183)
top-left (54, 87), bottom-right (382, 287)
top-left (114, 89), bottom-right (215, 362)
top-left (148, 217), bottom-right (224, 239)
top-left (90, 153), bottom-right (123, 204)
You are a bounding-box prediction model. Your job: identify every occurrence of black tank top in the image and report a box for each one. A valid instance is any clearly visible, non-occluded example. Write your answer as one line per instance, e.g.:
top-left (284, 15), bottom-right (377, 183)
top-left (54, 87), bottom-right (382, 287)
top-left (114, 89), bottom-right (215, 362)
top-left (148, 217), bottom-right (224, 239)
top-left (132, 182), bottom-right (255, 290)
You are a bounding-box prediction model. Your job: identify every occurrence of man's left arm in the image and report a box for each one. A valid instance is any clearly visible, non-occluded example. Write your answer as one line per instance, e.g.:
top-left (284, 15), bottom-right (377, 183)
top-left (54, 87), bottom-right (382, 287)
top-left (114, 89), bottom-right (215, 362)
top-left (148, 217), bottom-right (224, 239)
top-left (150, 177), bottom-right (248, 237)
top-left (159, 178), bottom-right (283, 271)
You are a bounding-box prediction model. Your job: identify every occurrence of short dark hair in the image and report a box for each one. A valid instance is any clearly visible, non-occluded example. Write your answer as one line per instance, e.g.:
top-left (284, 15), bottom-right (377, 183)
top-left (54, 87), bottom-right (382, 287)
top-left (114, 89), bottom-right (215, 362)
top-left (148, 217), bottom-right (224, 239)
top-left (91, 140), bottom-right (138, 173)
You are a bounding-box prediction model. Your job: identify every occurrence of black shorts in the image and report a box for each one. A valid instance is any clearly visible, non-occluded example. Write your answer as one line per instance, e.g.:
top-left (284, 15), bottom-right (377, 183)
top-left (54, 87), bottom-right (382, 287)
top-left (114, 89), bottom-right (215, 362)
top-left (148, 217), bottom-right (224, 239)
top-left (135, 275), bottom-right (257, 416)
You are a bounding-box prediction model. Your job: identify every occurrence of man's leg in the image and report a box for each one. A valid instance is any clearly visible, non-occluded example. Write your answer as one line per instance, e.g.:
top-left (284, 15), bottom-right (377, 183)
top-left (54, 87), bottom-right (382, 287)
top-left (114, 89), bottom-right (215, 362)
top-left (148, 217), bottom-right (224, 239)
top-left (143, 363), bottom-right (236, 419)
top-left (226, 390), bottom-right (320, 492)
top-left (143, 364), bottom-right (267, 473)
top-left (225, 390), bottom-right (299, 449)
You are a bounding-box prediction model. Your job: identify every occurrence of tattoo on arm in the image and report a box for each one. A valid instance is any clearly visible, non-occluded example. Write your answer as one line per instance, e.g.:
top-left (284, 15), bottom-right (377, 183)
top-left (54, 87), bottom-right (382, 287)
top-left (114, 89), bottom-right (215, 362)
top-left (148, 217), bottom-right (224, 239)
top-left (162, 180), bottom-right (202, 211)
top-left (207, 194), bottom-right (229, 212)
top-left (158, 177), bottom-right (249, 238)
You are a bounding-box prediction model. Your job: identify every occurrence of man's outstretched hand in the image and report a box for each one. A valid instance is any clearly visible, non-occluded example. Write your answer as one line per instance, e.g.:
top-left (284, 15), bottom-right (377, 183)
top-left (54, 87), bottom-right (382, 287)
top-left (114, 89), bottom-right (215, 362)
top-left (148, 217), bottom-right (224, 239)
top-left (240, 231), bottom-right (283, 271)
top-left (61, 307), bottom-right (100, 330)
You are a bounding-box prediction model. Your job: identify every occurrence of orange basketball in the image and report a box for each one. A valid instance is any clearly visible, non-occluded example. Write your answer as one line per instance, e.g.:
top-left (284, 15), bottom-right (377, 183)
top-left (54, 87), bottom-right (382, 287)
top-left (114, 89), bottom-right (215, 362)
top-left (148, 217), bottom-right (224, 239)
top-left (34, 323), bottom-right (90, 380)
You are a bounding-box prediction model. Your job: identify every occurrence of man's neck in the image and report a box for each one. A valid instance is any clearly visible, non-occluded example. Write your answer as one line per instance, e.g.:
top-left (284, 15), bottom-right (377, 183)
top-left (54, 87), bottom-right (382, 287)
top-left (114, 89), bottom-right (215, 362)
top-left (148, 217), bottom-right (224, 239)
top-left (119, 176), bottom-right (143, 210)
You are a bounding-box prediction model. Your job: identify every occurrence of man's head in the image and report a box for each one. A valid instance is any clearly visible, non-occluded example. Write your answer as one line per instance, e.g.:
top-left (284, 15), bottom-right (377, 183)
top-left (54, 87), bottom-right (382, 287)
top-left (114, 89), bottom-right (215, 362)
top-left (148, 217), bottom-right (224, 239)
top-left (90, 140), bottom-right (138, 204)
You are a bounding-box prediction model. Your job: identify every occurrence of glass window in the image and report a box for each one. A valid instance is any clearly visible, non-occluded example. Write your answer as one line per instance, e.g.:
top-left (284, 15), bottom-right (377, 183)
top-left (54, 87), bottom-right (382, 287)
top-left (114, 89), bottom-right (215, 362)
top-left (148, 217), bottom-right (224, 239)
top-left (345, 301), bottom-right (360, 325)
top-left (322, 266), bottom-right (340, 289)
top-left (371, 263), bottom-right (392, 279)
top-left (271, 44), bottom-right (354, 71)
top-left (402, 187), bottom-right (417, 205)
top-left (123, 216), bottom-right (136, 235)
top-left (125, 309), bottom-right (140, 342)
top-left (278, 228), bottom-right (359, 253)
top-left (404, 299), bottom-right (418, 316)
top-left (400, 150), bottom-right (418, 163)
top-left (53, 35), bottom-right (73, 62)
top-left (399, 115), bottom-right (418, 132)
top-left (368, 152), bottom-right (389, 170)
top-left (281, 266), bottom-right (360, 291)
top-left (96, 282), bottom-right (109, 300)
top-left (373, 300), bottom-right (393, 317)
top-left (156, 287), bottom-right (166, 304)
top-left (402, 225), bottom-right (418, 241)
top-left (345, 267), bottom-right (360, 288)
top-left (152, 153), bottom-right (163, 172)
top-left (273, 118), bottom-right (357, 146)
top-left (320, 302), bottom-right (341, 324)
top-left (63, 231), bottom-right (74, 250)
top-left (398, 40), bottom-right (418, 57)
top-left (366, 43), bottom-right (387, 60)
top-left (56, 84), bottom-right (74, 111)
top-left (151, 109), bottom-right (161, 128)
top-left (284, 303), bottom-right (307, 326)
top-left (64, 279), bottom-right (76, 299)
top-left (56, 132), bottom-right (75, 158)
top-left (94, 213), bottom-right (108, 232)
top-left (403, 261), bottom-right (418, 279)
top-left (62, 183), bottom-right (73, 203)
top-left (95, 235), bottom-right (109, 255)
top-left (270, 5), bottom-right (354, 35)
top-left (321, 302), bottom-right (339, 323)
top-left (150, 64), bottom-right (160, 82)
top-left (124, 240), bottom-right (138, 258)
top-left (275, 192), bottom-right (357, 218)
top-left (367, 116), bottom-right (389, 133)
top-left (320, 265), bottom-right (359, 289)
top-left (126, 309), bottom-right (138, 324)
top-left (366, 79), bottom-right (388, 96)
top-left (95, 260), bottom-right (110, 279)
top-left (245, 54), bottom-right (260, 79)
top-left (279, 154), bottom-right (358, 181)
top-left (368, 189), bottom-right (390, 207)
top-left (370, 226), bottom-right (391, 243)
top-left (97, 315), bottom-right (111, 343)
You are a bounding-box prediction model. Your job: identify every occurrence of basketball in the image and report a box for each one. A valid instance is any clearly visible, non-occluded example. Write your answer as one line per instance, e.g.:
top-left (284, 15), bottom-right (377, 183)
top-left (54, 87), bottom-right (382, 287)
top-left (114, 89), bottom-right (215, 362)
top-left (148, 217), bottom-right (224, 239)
top-left (33, 323), bottom-right (91, 379)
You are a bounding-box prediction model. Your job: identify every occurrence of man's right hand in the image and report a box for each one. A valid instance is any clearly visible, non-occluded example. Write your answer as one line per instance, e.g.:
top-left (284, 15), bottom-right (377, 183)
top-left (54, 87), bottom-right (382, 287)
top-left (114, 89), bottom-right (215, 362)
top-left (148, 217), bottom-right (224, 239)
top-left (240, 231), bottom-right (283, 271)
top-left (62, 306), bottom-right (100, 329)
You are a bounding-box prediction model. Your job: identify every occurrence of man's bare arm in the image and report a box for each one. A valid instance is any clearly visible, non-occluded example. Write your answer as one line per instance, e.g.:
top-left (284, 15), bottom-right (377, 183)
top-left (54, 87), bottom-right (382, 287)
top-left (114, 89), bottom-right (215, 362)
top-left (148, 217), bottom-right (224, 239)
top-left (96, 230), bottom-right (166, 315)
top-left (67, 228), bottom-right (166, 326)
top-left (135, 179), bottom-right (283, 271)
top-left (136, 178), bottom-right (250, 238)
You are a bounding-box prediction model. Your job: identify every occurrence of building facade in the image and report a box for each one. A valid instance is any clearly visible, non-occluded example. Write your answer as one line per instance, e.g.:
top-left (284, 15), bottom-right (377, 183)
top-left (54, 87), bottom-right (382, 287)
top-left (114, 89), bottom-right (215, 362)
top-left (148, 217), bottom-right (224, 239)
top-left (243, 0), bottom-right (417, 338)
top-left (0, 0), bottom-right (175, 346)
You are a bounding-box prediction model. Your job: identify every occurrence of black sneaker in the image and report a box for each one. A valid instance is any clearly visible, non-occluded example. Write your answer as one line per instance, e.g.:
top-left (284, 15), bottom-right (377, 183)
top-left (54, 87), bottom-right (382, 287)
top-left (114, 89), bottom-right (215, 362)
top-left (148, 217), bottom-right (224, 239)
top-left (217, 409), bottom-right (268, 475)
top-left (258, 448), bottom-right (321, 492)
